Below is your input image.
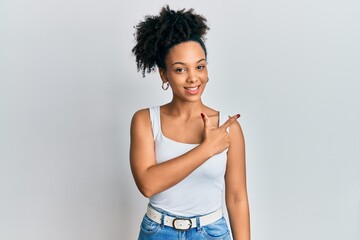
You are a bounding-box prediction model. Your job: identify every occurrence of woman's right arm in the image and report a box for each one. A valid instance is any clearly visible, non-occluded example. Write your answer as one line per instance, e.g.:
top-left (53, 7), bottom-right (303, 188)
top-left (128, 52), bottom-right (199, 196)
top-left (129, 109), bottom-right (238, 198)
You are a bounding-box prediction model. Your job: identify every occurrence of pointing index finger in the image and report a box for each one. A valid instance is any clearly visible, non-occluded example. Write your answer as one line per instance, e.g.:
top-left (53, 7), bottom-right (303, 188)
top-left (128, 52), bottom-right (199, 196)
top-left (220, 114), bottom-right (240, 129)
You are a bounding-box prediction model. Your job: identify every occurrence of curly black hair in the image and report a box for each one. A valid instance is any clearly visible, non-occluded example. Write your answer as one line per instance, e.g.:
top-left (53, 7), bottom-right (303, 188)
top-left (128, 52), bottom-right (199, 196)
top-left (132, 5), bottom-right (209, 77)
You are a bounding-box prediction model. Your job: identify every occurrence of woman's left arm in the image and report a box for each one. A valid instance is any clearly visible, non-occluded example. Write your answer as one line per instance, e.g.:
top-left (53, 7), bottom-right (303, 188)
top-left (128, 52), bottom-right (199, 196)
top-left (225, 120), bottom-right (250, 240)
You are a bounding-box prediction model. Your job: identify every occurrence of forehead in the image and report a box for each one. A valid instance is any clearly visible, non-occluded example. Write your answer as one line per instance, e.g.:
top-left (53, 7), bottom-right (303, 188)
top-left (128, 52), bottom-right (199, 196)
top-left (165, 41), bottom-right (206, 64)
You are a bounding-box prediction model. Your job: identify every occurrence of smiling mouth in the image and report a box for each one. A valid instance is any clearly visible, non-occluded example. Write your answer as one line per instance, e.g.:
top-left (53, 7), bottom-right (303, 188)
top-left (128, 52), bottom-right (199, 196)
top-left (184, 85), bottom-right (200, 91)
top-left (184, 85), bottom-right (201, 95)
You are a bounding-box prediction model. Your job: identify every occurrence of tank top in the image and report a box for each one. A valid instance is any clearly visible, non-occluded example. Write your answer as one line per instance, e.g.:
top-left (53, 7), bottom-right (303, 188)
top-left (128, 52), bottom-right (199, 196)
top-left (148, 106), bottom-right (229, 217)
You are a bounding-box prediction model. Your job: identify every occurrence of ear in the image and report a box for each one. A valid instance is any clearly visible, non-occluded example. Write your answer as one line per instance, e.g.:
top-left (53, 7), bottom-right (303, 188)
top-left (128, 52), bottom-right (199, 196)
top-left (159, 68), bottom-right (168, 83)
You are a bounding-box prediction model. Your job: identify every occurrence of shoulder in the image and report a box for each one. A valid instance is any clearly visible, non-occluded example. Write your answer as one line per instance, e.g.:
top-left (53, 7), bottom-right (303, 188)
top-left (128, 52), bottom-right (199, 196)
top-left (229, 119), bottom-right (243, 133)
top-left (132, 108), bottom-right (150, 120)
top-left (131, 108), bottom-right (152, 132)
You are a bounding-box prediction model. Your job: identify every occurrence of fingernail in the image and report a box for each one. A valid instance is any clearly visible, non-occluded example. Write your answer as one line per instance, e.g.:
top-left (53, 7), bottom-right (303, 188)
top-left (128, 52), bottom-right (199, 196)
top-left (236, 114), bottom-right (241, 118)
top-left (201, 113), bottom-right (205, 118)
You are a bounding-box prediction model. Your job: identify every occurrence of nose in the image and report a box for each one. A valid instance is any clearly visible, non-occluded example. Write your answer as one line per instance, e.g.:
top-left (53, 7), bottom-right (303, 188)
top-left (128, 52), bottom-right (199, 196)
top-left (186, 69), bottom-right (198, 84)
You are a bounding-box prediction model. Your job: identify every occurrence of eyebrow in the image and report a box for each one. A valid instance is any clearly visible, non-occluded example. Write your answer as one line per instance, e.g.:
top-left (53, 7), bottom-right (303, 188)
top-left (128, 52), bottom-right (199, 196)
top-left (171, 58), bottom-right (206, 66)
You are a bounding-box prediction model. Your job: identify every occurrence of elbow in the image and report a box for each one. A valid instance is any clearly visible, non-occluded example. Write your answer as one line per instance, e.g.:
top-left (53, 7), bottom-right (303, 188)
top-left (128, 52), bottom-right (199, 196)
top-left (133, 170), bottom-right (160, 198)
top-left (139, 189), bottom-right (154, 198)
top-left (137, 183), bottom-right (156, 198)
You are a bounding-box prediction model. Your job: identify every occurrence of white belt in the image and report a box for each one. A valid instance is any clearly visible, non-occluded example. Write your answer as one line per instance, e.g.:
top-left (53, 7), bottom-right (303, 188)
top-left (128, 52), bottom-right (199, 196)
top-left (146, 206), bottom-right (222, 231)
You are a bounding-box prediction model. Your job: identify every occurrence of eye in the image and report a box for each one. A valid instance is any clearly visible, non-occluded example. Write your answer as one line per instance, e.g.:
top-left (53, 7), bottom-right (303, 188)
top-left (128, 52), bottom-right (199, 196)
top-left (175, 68), bottom-right (186, 73)
top-left (197, 65), bottom-right (206, 70)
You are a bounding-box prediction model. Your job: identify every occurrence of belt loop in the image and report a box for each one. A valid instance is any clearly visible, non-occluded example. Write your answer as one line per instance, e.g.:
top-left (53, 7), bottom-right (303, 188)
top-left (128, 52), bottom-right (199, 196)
top-left (196, 216), bottom-right (201, 232)
top-left (160, 212), bottom-right (165, 229)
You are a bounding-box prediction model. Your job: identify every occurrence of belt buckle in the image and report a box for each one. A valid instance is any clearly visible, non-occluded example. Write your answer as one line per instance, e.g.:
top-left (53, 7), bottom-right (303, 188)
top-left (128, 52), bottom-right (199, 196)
top-left (172, 218), bottom-right (192, 231)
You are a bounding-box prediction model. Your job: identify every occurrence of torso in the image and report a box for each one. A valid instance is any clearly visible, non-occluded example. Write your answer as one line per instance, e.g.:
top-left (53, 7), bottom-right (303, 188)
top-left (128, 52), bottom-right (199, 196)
top-left (148, 105), bottom-right (229, 216)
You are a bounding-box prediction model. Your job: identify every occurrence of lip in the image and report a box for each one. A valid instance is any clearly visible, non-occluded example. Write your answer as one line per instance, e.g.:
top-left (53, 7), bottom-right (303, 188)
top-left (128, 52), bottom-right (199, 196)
top-left (184, 85), bottom-right (201, 95)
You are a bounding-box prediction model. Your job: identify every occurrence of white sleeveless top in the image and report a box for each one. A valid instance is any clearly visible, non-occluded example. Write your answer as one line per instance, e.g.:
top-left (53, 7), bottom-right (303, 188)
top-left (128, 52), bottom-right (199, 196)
top-left (148, 106), bottom-right (229, 217)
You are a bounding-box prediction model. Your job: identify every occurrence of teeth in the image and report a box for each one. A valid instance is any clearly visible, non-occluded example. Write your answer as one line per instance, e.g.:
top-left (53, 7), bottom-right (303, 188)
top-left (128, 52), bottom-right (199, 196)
top-left (186, 86), bottom-right (199, 90)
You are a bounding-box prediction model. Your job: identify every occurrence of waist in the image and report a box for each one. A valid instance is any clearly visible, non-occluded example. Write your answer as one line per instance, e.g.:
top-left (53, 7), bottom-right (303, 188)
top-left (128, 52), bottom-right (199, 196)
top-left (146, 204), bottom-right (223, 231)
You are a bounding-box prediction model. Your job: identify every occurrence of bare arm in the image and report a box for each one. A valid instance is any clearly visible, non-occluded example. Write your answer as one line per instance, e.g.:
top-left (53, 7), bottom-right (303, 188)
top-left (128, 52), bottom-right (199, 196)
top-left (225, 120), bottom-right (250, 240)
top-left (130, 109), bottom-right (239, 198)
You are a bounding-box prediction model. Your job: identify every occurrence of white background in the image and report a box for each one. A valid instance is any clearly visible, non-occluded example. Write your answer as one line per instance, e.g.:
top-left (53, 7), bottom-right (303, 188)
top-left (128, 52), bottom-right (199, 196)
top-left (1, 0), bottom-right (359, 239)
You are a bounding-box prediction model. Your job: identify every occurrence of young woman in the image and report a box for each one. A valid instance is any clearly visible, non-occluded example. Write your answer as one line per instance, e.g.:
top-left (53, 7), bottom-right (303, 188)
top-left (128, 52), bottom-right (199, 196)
top-left (130, 6), bottom-right (250, 240)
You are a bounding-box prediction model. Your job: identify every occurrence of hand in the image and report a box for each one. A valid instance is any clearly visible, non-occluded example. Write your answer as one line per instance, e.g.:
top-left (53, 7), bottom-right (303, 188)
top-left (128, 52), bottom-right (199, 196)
top-left (201, 112), bottom-right (240, 156)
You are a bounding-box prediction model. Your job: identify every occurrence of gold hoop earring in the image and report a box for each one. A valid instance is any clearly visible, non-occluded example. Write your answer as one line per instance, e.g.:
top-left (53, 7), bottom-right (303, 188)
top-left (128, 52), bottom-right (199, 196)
top-left (162, 82), bottom-right (169, 90)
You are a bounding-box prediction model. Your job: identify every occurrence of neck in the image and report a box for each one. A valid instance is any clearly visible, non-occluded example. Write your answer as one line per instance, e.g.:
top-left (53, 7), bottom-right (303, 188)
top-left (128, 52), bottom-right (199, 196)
top-left (166, 99), bottom-right (205, 118)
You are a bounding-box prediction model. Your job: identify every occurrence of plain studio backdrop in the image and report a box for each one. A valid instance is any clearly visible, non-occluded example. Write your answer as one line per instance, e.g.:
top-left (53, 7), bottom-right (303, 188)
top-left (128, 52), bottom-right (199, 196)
top-left (0, 0), bottom-right (359, 239)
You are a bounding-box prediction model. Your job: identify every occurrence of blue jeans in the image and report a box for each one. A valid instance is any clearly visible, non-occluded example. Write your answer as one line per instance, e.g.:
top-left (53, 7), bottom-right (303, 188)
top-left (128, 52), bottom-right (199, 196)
top-left (138, 206), bottom-right (231, 240)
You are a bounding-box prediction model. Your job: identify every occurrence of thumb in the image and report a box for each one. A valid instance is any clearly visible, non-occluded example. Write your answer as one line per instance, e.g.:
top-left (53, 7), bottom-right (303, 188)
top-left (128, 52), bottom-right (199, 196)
top-left (201, 112), bottom-right (211, 129)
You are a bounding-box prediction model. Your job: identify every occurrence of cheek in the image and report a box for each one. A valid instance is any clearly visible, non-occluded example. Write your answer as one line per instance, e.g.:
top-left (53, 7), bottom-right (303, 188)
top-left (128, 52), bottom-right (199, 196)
top-left (201, 71), bottom-right (209, 82)
top-left (167, 75), bottom-right (185, 86)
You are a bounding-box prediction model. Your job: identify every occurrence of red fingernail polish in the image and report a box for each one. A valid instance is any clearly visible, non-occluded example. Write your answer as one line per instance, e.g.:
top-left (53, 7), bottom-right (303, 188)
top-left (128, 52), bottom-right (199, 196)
top-left (236, 114), bottom-right (241, 118)
top-left (201, 113), bottom-right (205, 118)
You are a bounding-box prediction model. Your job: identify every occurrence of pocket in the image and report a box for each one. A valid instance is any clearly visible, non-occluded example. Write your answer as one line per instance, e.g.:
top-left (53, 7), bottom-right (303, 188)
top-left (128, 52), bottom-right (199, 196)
top-left (201, 217), bottom-right (230, 240)
top-left (140, 214), bottom-right (161, 235)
